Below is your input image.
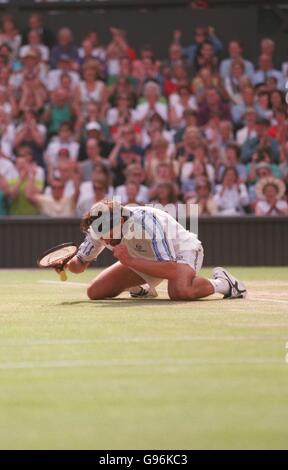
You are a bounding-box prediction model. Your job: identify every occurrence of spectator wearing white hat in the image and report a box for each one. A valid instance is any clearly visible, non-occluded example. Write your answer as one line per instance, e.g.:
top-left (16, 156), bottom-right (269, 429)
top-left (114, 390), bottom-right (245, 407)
top-left (85, 121), bottom-right (102, 134)
top-left (255, 177), bottom-right (288, 216)
top-left (78, 120), bottom-right (113, 162)
top-left (10, 47), bottom-right (47, 92)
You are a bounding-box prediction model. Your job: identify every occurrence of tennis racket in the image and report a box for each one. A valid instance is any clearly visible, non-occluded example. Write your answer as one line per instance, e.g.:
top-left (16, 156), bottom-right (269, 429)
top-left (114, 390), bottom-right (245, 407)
top-left (37, 242), bottom-right (78, 281)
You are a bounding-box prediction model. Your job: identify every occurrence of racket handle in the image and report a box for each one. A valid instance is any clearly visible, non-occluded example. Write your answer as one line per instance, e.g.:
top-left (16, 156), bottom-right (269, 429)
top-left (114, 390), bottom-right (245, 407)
top-left (59, 270), bottom-right (67, 282)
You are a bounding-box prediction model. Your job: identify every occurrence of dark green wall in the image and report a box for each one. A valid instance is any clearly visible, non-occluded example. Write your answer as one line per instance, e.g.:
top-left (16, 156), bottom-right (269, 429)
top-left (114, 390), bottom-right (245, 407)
top-left (1, 217), bottom-right (287, 267)
top-left (1, 3), bottom-right (288, 64)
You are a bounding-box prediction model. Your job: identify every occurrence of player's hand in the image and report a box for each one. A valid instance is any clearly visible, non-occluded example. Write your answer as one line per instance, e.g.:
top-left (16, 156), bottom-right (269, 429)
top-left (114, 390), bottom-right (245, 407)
top-left (53, 262), bottom-right (67, 281)
top-left (113, 245), bottom-right (133, 266)
top-left (54, 262), bottom-right (65, 275)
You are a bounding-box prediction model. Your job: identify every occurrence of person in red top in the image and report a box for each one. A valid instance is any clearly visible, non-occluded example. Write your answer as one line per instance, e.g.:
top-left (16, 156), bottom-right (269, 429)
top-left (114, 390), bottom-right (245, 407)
top-left (107, 27), bottom-right (136, 63)
top-left (268, 107), bottom-right (288, 145)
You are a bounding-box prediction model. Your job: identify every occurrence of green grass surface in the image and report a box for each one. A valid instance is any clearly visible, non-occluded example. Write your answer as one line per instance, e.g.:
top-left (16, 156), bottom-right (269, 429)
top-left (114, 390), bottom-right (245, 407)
top-left (0, 267), bottom-right (288, 449)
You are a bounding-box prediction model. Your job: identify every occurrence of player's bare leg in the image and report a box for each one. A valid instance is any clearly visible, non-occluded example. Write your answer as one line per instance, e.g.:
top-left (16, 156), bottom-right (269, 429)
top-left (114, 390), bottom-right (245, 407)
top-left (168, 264), bottom-right (214, 301)
top-left (87, 261), bottom-right (146, 300)
top-left (168, 264), bottom-right (246, 301)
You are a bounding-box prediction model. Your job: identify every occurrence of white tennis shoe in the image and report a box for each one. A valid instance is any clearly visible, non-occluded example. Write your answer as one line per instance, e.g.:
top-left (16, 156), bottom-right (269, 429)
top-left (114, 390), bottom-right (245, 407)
top-left (212, 267), bottom-right (247, 299)
top-left (129, 285), bottom-right (158, 299)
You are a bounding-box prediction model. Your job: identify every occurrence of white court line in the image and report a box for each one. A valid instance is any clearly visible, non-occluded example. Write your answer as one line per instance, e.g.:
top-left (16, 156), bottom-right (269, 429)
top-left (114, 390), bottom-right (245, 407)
top-left (39, 280), bottom-right (87, 287)
top-left (0, 335), bottom-right (287, 346)
top-left (246, 281), bottom-right (288, 287)
top-left (250, 297), bottom-right (288, 305)
top-left (0, 357), bottom-right (284, 370)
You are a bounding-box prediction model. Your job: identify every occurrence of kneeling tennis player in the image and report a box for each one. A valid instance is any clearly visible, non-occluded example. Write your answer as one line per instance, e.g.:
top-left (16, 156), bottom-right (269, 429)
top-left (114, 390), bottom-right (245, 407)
top-left (65, 199), bottom-right (247, 301)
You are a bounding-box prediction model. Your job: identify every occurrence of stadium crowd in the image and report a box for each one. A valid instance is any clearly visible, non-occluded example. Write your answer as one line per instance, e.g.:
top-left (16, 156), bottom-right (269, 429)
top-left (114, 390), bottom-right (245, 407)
top-left (0, 13), bottom-right (288, 217)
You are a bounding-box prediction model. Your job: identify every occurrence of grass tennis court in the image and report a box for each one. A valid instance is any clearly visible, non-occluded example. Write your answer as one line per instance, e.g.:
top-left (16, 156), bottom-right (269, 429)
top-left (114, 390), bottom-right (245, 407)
top-left (0, 267), bottom-right (288, 449)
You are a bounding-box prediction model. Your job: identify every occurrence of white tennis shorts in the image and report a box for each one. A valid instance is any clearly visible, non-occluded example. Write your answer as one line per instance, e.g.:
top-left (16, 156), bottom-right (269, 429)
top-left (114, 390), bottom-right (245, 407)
top-left (135, 245), bottom-right (204, 288)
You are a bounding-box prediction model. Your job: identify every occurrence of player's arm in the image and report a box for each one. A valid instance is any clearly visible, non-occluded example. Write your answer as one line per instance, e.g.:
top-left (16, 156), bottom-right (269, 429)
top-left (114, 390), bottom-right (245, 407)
top-left (66, 233), bottom-right (105, 275)
top-left (114, 211), bottom-right (178, 280)
top-left (113, 245), bottom-right (178, 280)
top-left (66, 256), bottom-right (89, 274)
top-left (129, 256), bottom-right (177, 280)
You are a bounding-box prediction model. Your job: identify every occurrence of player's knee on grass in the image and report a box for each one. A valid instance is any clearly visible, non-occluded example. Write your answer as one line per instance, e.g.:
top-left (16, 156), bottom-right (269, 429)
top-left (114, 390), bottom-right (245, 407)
top-left (87, 284), bottom-right (106, 300)
top-left (168, 286), bottom-right (198, 301)
top-left (87, 282), bottom-right (121, 300)
top-left (168, 277), bottom-right (201, 301)
top-left (87, 285), bottom-right (109, 300)
top-left (87, 285), bottom-right (96, 300)
top-left (168, 267), bottom-right (198, 301)
top-left (87, 287), bottom-right (94, 300)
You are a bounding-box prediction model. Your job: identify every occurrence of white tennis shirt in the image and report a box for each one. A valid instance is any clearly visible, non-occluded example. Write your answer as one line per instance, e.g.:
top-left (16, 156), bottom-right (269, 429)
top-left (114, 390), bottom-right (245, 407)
top-left (77, 205), bottom-right (201, 265)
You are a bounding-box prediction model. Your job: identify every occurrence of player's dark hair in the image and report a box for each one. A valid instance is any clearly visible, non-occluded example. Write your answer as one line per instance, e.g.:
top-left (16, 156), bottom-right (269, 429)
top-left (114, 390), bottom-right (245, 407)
top-left (80, 200), bottom-right (130, 234)
top-left (80, 213), bottom-right (97, 234)
top-left (80, 210), bottom-right (114, 234)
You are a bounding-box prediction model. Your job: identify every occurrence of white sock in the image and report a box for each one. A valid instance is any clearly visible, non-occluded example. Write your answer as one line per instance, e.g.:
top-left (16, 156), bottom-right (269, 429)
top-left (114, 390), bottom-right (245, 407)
top-left (209, 278), bottom-right (230, 295)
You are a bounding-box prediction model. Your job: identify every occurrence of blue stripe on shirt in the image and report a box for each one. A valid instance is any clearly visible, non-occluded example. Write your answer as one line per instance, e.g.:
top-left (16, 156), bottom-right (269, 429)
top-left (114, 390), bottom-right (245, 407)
top-left (152, 214), bottom-right (175, 261)
top-left (139, 210), bottom-right (175, 262)
top-left (139, 211), bottom-right (162, 261)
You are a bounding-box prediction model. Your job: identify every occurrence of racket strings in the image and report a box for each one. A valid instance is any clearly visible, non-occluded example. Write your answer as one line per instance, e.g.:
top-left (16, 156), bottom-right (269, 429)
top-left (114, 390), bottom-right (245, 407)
top-left (39, 246), bottom-right (77, 267)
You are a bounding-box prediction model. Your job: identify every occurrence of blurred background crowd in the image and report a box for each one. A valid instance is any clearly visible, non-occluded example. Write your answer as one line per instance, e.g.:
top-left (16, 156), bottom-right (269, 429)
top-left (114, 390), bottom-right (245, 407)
top-left (0, 12), bottom-right (288, 217)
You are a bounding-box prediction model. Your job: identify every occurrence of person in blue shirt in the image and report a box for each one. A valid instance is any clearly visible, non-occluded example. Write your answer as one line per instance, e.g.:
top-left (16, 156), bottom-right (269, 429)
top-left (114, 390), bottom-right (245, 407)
top-left (173, 26), bottom-right (223, 66)
top-left (50, 28), bottom-right (79, 70)
top-left (220, 40), bottom-right (254, 80)
top-left (253, 54), bottom-right (284, 91)
top-left (231, 86), bottom-right (255, 126)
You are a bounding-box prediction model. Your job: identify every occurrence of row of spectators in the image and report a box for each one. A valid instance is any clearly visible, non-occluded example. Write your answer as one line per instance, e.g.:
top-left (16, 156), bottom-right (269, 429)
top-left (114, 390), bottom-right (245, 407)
top-left (0, 13), bottom-right (287, 217)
